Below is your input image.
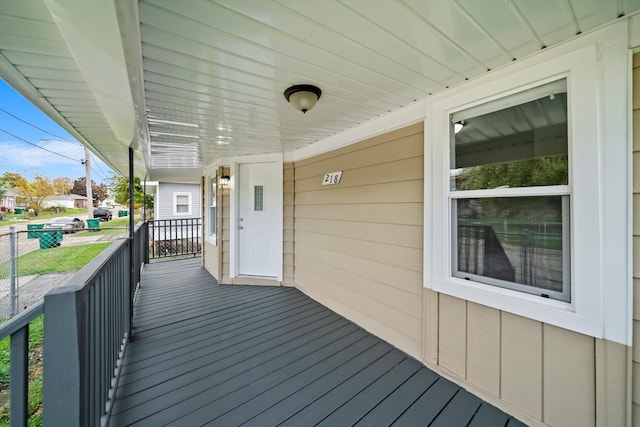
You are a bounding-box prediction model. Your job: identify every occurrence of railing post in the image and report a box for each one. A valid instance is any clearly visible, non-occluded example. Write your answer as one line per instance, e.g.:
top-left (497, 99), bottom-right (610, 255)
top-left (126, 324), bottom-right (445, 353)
top-left (125, 239), bottom-right (132, 336)
top-left (43, 291), bottom-right (81, 427)
top-left (144, 221), bottom-right (149, 264)
top-left (10, 325), bottom-right (29, 427)
top-left (9, 226), bottom-right (17, 317)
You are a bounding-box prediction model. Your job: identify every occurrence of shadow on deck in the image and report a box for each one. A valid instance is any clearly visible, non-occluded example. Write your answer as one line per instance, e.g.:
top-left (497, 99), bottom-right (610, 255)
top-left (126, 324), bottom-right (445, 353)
top-left (110, 258), bottom-right (525, 426)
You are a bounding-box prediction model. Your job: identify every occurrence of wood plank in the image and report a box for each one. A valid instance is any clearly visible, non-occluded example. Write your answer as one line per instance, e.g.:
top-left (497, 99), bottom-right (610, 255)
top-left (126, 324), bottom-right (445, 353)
top-left (113, 312), bottom-right (357, 409)
top-left (315, 358), bottom-right (423, 426)
top-left (429, 389), bottom-right (483, 427)
top-left (111, 258), bottom-right (523, 426)
top-left (128, 334), bottom-right (380, 426)
top-left (203, 343), bottom-right (399, 426)
top-left (118, 304), bottom-right (341, 389)
top-left (468, 403), bottom-right (510, 427)
top-left (353, 369), bottom-right (439, 426)
top-left (270, 349), bottom-right (406, 426)
top-left (389, 378), bottom-right (459, 426)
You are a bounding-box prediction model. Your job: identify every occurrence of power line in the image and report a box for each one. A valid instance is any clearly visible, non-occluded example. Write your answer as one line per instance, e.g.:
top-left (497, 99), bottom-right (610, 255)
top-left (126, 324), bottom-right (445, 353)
top-left (0, 128), bottom-right (81, 163)
top-left (90, 153), bottom-right (108, 176)
top-left (91, 166), bottom-right (106, 181)
top-left (0, 107), bottom-right (82, 145)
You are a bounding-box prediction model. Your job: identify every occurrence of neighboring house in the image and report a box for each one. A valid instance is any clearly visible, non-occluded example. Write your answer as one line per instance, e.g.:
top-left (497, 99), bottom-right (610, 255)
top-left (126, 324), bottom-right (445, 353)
top-left (99, 195), bottom-right (115, 209)
top-left (0, 189), bottom-right (19, 211)
top-left (44, 194), bottom-right (88, 209)
top-left (149, 182), bottom-right (200, 221)
top-left (147, 182), bottom-right (201, 255)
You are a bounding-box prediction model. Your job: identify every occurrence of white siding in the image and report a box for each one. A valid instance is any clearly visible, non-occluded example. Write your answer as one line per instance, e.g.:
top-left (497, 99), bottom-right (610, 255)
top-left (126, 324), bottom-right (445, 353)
top-left (156, 182), bottom-right (201, 220)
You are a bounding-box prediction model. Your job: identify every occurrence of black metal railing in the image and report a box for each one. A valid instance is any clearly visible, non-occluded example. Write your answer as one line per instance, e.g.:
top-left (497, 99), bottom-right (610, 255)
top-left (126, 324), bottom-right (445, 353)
top-left (42, 223), bottom-right (147, 426)
top-left (148, 218), bottom-right (202, 259)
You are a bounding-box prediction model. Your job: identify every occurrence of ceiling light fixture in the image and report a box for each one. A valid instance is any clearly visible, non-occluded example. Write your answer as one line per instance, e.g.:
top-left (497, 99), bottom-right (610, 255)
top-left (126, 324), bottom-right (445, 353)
top-left (454, 121), bottom-right (465, 134)
top-left (284, 84), bottom-right (322, 114)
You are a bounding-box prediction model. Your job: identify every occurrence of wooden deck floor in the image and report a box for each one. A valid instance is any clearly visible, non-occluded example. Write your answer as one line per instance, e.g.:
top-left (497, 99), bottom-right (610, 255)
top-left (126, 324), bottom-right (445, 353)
top-left (110, 258), bottom-right (525, 426)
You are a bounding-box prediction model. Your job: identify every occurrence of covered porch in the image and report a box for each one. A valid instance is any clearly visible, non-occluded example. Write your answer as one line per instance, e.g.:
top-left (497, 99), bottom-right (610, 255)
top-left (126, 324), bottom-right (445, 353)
top-left (110, 257), bottom-right (521, 426)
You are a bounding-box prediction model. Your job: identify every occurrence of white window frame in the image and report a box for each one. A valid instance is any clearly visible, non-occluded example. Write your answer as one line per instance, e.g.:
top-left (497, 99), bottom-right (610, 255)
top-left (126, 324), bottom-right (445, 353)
top-left (425, 27), bottom-right (630, 345)
top-left (172, 192), bottom-right (192, 216)
top-left (449, 78), bottom-right (571, 302)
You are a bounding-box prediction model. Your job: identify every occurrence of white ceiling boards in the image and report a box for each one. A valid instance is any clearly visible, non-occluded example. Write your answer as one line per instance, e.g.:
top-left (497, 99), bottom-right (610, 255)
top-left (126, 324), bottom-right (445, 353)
top-left (1, 0), bottom-right (639, 181)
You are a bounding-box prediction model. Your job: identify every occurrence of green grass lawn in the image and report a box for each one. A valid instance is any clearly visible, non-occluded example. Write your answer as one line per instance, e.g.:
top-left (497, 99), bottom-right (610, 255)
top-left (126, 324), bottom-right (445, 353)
top-left (0, 315), bottom-right (44, 426)
top-left (0, 243), bottom-right (112, 278)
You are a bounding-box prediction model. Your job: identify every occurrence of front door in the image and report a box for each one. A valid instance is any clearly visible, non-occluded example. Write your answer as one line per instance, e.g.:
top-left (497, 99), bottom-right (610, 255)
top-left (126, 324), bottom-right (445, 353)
top-left (237, 162), bottom-right (280, 277)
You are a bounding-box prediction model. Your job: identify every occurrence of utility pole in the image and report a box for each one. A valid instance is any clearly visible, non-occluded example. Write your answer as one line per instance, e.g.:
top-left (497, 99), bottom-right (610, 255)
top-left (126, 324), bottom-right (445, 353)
top-left (84, 146), bottom-right (93, 218)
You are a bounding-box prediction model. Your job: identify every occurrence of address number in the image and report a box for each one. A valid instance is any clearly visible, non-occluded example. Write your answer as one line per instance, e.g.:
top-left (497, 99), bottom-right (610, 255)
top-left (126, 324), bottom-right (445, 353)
top-left (322, 171), bottom-right (343, 186)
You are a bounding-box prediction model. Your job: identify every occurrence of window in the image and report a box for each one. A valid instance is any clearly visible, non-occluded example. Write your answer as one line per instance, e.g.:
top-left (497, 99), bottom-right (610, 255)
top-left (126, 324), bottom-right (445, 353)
top-left (210, 177), bottom-right (217, 238)
top-left (173, 192), bottom-right (192, 216)
top-left (425, 37), bottom-right (630, 343)
top-left (450, 79), bottom-right (570, 302)
top-left (254, 185), bottom-right (264, 211)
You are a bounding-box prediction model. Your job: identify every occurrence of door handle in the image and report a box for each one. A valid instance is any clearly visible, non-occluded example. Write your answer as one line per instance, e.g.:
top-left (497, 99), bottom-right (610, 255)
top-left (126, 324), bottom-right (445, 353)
top-left (239, 225), bottom-right (244, 229)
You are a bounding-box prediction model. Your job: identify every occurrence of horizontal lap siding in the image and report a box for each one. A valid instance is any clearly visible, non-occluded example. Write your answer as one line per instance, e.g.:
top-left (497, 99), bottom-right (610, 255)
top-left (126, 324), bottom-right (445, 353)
top-left (283, 163), bottom-right (294, 286)
top-left (633, 53), bottom-right (640, 425)
top-left (156, 182), bottom-right (201, 220)
top-left (293, 123), bottom-right (424, 358)
top-left (221, 167), bottom-right (232, 284)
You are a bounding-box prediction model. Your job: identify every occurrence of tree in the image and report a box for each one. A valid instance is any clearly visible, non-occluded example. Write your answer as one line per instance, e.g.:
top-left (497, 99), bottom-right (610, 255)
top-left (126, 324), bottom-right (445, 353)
top-left (0, 172), bottom-right (28, 190)
top-left (107, 173), bottom-right (153, 209)
top-left (0, 172), bottom-right (28, 207)
top-left (71, 177), bottom-right (108, 203)
top-left (52, 177), bottom-right (74, 195)
top-left (455, 155), bottom-right (568, 191)
top-left (15, 175), bottom-right (54, 215)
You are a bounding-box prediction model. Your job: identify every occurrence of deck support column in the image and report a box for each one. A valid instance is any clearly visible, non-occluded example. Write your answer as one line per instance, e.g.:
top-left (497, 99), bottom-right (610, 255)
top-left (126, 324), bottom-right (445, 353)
top-left (127, 147), bottom-right (134, 332)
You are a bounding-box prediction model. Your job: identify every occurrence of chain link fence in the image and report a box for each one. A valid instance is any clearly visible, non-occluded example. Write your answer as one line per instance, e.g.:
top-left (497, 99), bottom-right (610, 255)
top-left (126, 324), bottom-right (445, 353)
top-left (0, 224), bottom-right (128, 319)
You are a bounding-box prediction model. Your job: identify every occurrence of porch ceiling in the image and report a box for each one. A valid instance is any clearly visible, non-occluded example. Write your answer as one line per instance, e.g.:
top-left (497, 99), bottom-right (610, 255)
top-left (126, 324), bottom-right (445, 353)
top-left (1, 1), bottom-right (638, 182)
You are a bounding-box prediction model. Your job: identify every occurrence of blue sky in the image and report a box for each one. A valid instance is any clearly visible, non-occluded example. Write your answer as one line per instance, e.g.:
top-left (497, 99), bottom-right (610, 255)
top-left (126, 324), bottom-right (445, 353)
top-left (0, 79), bottom-right (113, 185)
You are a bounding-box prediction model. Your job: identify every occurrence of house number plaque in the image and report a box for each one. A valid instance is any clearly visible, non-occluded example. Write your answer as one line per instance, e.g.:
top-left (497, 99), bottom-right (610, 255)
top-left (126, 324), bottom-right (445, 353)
top-left (322, 171), bottom-right (343, 185)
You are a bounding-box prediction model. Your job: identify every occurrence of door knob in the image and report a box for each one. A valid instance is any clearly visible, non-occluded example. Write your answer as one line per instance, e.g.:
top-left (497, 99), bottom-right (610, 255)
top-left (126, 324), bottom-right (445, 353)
top-left (239, 225), bottom-right (244, 229)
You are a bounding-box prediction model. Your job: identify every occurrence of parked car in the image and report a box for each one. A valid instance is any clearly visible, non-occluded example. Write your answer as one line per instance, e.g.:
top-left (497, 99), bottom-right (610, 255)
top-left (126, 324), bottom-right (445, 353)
top-left (93, 208), bottom-right (112, 221)
top-left (44, 217), bottom-right (84, 233)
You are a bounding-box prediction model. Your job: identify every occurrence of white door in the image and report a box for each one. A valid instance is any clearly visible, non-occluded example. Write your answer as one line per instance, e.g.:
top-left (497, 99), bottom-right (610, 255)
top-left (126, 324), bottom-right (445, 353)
top-left (237, 162), bottom-right (280, 277)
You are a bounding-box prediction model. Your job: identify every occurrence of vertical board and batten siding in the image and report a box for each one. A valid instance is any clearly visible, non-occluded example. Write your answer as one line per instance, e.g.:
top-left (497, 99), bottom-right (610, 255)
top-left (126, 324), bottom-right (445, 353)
top-left (155, 182), bottom-right (201, 220)
top-left (293, 123), bottom-right (425, 359)
top-left (428, 291), bottom-right (596, 426)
